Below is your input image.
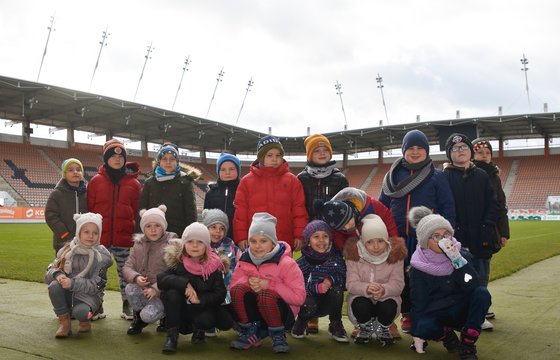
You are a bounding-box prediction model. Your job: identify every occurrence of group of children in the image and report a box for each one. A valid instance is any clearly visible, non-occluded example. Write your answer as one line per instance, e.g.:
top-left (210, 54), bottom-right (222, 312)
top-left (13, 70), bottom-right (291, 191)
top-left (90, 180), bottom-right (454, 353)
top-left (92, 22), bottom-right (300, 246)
top-left (44, 131), bottom-right (505, 359)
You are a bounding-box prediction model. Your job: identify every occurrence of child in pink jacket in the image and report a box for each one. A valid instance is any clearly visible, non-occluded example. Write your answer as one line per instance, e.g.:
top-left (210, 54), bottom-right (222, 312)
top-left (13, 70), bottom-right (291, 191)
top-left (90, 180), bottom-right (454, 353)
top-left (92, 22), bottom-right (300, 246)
top-left (345, 214), bottom-right (407, 346)
top-left (229, 212), bottom-right (306, 353)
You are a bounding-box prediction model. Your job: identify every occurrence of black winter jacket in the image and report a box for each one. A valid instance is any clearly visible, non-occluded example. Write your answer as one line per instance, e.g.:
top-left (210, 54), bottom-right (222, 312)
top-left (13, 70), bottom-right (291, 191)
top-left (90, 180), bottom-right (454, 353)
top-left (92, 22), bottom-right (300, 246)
top-left (297, 167), bottom-right (349, 220)
top-left (204, 179), bottom-right (239, 239)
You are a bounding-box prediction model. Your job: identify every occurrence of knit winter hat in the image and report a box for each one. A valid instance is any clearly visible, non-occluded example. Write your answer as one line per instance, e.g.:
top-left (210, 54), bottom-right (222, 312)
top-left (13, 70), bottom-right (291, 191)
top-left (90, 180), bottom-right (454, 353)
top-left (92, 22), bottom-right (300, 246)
top-left (472, 138), bottom-right (493, 157)
top-left (257, 135), bottom-right (284, 164)
top-left (304, 134), bottom-right (333, 162)
top-left (248, 212), bottom-right (278, 245)
top-left (139, 205), bottom-right (168, 232)
top-left (181, 222), bottom-right (211, 248)
top-left (61, 158), bottom-right (84, 179)
top-left (360, 214), bottom-right (389, 244)
top-left (201, 208), bottom-right (229, 235)
top-left (445, 133), bottom-right (473, 161)
top-left (315, 199), bottom-right (355, 231)
top-left (401, 129), bottom-right (430, 155)
top-left (302, 220), bottom-right (333, 245)
top-left (216, 152), bottom-right (241, 178)
top-left (103, 138), bottom-right (127, 163)
top-left (74, 212), bottom-right (103, 245)
top-left (157, 143), bottom-right (179, 164)
top-left (408, 206), bottom-right (454, 249)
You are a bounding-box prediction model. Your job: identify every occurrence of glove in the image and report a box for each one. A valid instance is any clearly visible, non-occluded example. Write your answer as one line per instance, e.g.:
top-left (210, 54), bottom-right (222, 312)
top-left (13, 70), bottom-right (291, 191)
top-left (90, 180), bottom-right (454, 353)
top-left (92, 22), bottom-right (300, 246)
top-left (438, 238), bottom-right (468, 269)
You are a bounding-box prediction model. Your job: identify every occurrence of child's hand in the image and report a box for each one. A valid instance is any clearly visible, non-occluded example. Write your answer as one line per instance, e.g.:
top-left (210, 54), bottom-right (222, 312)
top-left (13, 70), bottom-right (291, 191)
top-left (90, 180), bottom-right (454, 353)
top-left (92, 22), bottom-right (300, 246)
top-left (321, 278), bottom-right (332, 293)
top-left (438, 238), bottom-right (467, 269)
top-left (249, 276), bottom-right (268, 292)
top-left (238, 240), bottom-right (248, 251)
top-left (136, 276), bottom-right (150, 287)
top-left (293, 238), bottom-right (303, 251)
top-left (142, 287), bottom-right (157, 300)
top-left (57, 274), bottom-right (71, 289)
top-left (371, 283), bottom-right (385, 300)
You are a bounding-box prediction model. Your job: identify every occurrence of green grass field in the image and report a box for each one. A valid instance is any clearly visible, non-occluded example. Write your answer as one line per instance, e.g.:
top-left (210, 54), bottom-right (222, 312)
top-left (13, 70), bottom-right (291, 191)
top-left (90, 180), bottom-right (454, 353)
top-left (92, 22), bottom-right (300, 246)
top-left (1, 221), bottom-right (559, 291)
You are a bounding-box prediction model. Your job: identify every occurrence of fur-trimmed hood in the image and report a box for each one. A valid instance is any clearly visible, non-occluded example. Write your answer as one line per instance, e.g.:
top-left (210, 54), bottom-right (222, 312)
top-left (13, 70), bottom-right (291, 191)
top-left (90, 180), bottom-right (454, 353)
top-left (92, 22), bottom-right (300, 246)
top-left (132, 231), bottom-right (177, 244)
top-left (163, 238), bottom-right (184, 268)
top-left (151, 161), bottom-right (202, 181)
top-left (344, 236), bottom-right (407, 264)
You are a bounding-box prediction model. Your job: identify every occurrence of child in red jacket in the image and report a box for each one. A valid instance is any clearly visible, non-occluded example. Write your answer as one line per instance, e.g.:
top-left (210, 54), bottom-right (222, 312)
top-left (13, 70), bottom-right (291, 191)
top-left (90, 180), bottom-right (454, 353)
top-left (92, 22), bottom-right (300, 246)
top-left (233, 135), bottom-right (308, 251)
top-left (87, 138), bottom-right (141, 320)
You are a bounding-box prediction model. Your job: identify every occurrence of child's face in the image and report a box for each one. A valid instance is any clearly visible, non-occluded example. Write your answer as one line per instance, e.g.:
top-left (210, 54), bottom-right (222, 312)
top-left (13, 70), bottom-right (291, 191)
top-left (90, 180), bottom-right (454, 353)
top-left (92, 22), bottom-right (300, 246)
top-left (79, 223), bottom-right (99, 246)
top-left (311, 146), bottom-right (331, 165)
top-left (427, 229), bottom-right (450, 254)
top-left (248, 235), bottom-right (275, 257)
top-left (262, 148), bottom-right (283, 168)
top-left (144, 222), bottom-right (164, 241)
top-left (364, 238), bottom-right (387, 256)
top-left (184, 239), bottom-right (207, 258)
top-left (474, 147), bottom-right (492, 164)
top-left (107, 154), bottom-right (125, 170)
top-left (308, 230), bottom-right (330, 253)
top-left (219, 161), bottom-right (238, 181)
top-left (65, 162), bottom-right (83, 185)
top-left (341, 217), bottom-right (356, 232)
top-left (404, 146), bottom-right (428, 165)
top-left (450, 142), bottom-right (471, 168)
top-left (159, 153), bottom-right (177, 173)
top-left (208, 223), bottom-right (225, 243)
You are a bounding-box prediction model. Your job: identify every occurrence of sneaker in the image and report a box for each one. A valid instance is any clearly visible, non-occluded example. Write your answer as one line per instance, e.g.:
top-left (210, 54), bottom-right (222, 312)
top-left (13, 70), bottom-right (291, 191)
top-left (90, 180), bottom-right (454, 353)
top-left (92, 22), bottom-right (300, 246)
top-left (91, 304), bottom-right (106, 321)
top-left (481, 319), bottom-right (494, 331)
top-left (400, 313), bottom-right (411, 333)
top-left (205, 327), bottom-right (218, 337)
top-left (458, 343), bottom-right (478, 360)
top-left (290, 317), bottom-right (307, 339)
top-left (375, 323), bottom-right (394, 347)
top-left (410, 338), bottom-right (428, 353)
top-left (121, 300), bottom-right (133, 320)
top-left (327, 320), bottom-right (349, 343)
top-left (485, 311), bottom-right (495, 320)
top-left (354, 320), bottom-right (375, 344)
top-left (307, 317), bottom-right (319, 334)
top-left (191, 329), bottom-right (205, 344)
top-left (441, 328), bottom-right (460, 353)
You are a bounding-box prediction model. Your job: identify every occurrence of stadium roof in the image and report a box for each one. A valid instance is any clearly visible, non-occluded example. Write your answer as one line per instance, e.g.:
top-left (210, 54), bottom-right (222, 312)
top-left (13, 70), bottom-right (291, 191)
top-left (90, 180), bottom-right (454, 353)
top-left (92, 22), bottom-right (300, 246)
top-left (1, 74), bottom-right (559, 156)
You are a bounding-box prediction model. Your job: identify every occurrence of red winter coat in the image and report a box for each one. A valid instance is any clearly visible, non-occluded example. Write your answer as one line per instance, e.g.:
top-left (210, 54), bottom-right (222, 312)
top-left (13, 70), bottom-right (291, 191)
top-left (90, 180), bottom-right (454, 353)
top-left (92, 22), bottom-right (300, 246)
top-left (233, 160), bottom-right (308, 248)
top-left (87, 163), bottom-right (141, 248)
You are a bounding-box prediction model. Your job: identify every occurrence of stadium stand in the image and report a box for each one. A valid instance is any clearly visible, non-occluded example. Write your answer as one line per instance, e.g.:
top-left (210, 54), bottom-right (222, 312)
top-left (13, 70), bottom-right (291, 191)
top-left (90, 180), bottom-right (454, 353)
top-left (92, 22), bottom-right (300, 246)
top-left (1, 141), bottom-right (560, 211)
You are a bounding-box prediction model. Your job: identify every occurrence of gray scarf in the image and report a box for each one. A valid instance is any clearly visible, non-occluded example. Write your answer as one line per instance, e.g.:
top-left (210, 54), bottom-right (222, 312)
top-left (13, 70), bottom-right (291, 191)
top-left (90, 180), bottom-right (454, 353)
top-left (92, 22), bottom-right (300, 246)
top-left (248, 243), bottom-right (280, 267)
top-left (382, 158), bottom-right (433, 198)
top-left (63, 237), bottom-right (102, 278)
top-left (304, 160), bottom-right (337, 179)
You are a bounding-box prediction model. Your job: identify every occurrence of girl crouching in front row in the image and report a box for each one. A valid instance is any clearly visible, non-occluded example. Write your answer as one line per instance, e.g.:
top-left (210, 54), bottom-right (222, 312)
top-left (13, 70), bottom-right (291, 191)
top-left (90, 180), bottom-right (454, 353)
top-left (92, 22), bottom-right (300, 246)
top-left (229, 212), bottom-right (306, 353)
top-left (45, 213), bottom-right (113, 338)
top-left (157, 222), bottom-right (233, 354)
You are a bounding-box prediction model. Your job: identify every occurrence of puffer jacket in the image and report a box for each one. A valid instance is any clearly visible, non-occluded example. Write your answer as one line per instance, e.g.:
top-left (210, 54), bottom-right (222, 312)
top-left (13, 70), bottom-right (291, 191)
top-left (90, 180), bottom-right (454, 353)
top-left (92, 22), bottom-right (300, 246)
top-left (204, 179), bottom-right (239, 239)
top-left (233, 160), bottom-right (308, 247)
top-left (123, 231), bottom-right (177, 295)
top-left (157, 239), bottom-right (227, 307)
top-left (45, 179), bottom-right (88, 250)
top-left (87, 162), bottom-right (141, 248)
top-left (45, 244), bottom-right (113, 311)
top-left (230, 242), bottom-right (306, 317)
top-left (444, 163), bottom-right (498, 259)
top-left (379, 159), bottom-right (456, 263)
top-left (297, 166), bottom-right (349, 220)
top-left (138, 163), bottom-right (200, 236)
top-left (345, 236), bottom-right (407, 325)
top-left (296, 248), bottom-right (346, 296)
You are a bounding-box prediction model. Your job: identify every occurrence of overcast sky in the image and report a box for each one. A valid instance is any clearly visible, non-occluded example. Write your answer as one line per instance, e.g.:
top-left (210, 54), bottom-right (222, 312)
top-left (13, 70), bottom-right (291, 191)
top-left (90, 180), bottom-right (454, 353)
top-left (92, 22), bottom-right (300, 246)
top-left (2, 0), bottom-right (559, 138)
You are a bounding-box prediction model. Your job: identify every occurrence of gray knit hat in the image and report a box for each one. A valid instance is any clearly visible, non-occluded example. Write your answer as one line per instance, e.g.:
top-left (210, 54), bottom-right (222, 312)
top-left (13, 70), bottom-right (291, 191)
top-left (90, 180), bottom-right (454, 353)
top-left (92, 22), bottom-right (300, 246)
top-left (408, 206), bottom-right (454, 249)
top-left (248, 212), bottom-right (278, 245)
top-left (201, 208), bottom-right (229, 235)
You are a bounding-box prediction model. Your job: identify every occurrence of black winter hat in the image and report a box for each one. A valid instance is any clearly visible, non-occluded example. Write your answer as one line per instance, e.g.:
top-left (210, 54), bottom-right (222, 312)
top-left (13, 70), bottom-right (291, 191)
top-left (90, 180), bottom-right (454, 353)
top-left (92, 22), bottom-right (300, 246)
top-left (256, 135), bottom-right (284, 164)
top-left (445, 133), bottom-right (474, 161)
top-left (314, 199), bottom-right (356, 231)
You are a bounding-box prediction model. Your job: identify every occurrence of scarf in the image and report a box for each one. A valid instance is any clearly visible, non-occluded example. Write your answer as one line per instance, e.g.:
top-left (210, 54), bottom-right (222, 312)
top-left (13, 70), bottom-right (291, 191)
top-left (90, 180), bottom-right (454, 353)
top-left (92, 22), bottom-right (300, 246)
top-left (64, 179), bottom-right (87, 195)
top-left (155, 164), bottom-right (180, 182)
top-left (301, 242), bottom-right (334, 265)
top-left (104, 164), bottom-right (125, 184)
top-left (382, 157), bottom-right (434, 198)
top-left (304, 160), bottom-right (337, 179)
top-left (248, 243), bottom-right (282, 267)
top-left (61, 237), bottom-right (102, 278)
top-left (410, 239), bottom-right (462, 276)
top-left (182, 250), bottom-right (224, 281)
top-left (357, 241), bottom-right (391, 265)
